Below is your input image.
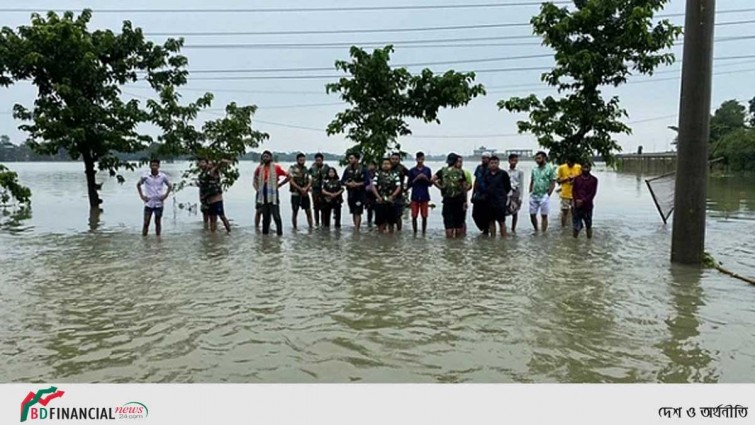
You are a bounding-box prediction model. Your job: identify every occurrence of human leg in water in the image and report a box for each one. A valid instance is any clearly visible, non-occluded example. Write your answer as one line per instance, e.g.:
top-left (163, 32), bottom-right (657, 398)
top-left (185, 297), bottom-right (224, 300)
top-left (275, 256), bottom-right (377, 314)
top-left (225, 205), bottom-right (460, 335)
top-left (261, 204), bottom-right (272, 235)
top-left (334, 205), bottom-right (342, 228)
top-left (154, 210), bottom-right (163, 236)
top-left (272, 204), bottom-right (283, 235)
top-left (142, 208), bottom-right (153, 236)
top-left (322, 205), bottom-right (332, 228)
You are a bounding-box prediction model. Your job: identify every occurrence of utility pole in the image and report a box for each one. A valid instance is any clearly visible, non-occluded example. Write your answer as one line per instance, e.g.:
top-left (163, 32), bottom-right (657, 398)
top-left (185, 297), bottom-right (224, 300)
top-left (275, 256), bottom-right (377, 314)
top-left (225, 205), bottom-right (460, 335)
top-left (671, 0), bottom-right (716, 264)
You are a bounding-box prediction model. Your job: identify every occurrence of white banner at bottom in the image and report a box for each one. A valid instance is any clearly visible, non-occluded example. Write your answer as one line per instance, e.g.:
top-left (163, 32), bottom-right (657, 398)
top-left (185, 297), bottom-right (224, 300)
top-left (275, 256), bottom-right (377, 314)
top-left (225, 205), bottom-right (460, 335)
top-left (0, 384), bottom-right (752, 425)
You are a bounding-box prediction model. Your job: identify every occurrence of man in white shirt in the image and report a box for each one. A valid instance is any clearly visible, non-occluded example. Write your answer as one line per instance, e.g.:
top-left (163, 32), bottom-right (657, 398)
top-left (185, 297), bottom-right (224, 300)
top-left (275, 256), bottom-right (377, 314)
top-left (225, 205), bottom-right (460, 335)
top-left (137, 159), bottom-right (172, 236)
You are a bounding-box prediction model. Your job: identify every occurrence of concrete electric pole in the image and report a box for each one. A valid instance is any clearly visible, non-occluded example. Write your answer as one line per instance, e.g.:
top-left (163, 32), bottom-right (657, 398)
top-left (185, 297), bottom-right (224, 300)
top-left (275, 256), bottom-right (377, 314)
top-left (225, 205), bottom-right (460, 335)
top-left (671, 0), bottom-right (716, 264)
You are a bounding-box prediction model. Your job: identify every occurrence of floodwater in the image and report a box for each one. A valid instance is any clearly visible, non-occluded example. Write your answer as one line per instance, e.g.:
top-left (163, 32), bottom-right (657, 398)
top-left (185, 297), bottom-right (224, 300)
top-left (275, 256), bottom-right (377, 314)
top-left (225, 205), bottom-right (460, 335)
top-left (1, 161), bottom-right (754, 383)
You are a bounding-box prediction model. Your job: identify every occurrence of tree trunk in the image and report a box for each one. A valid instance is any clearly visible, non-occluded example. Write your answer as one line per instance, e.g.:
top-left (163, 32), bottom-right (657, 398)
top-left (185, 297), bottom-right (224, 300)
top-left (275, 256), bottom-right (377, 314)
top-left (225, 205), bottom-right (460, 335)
top-left (83, 154), bottom-right (102, 209)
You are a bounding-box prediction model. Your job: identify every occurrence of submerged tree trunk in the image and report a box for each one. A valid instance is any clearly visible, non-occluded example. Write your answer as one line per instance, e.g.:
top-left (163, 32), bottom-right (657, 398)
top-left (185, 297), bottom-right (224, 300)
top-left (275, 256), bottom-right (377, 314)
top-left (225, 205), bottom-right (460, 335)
top-left (83, 154), bottom-right (102, 209)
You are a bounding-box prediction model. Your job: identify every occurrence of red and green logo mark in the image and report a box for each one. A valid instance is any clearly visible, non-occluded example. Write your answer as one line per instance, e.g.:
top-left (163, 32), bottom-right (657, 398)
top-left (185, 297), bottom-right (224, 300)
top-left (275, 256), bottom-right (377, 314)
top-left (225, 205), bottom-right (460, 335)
top-left (20, 387), bottom-right (147, 422)
top-left (20, 387), bottom-right (65, 422)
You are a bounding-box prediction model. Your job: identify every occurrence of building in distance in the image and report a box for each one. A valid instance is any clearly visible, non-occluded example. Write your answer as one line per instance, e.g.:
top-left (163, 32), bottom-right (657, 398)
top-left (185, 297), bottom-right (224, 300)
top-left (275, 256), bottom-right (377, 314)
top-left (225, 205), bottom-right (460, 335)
top-left (472, 146), bottom-right (498, 156)
top-left (505, 149), bottom-right (534, 159)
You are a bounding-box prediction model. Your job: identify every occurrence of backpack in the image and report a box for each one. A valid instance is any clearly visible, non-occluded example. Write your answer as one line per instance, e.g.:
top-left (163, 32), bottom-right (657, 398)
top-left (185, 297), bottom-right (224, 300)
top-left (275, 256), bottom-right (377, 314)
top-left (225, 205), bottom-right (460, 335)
top-left (440, 167), bottom-right (465, 199)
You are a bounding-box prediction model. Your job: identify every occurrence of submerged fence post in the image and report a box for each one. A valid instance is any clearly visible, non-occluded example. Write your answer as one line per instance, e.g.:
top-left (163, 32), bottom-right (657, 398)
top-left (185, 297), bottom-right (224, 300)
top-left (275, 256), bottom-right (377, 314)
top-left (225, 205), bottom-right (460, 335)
top-left (671, 0), bottom-right (716, 265)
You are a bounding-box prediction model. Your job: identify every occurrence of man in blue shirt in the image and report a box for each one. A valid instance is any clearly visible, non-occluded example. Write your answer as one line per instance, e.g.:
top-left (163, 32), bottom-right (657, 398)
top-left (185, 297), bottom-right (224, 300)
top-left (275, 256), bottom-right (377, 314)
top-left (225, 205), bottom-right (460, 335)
top-left (407, 151), bottom-right (433, 234)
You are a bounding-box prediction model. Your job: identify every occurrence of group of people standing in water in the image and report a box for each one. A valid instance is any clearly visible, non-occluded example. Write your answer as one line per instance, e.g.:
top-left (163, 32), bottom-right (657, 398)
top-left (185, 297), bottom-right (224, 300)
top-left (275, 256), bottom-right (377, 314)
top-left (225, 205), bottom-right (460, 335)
top-left (136, 149), bottom-right (598, 239)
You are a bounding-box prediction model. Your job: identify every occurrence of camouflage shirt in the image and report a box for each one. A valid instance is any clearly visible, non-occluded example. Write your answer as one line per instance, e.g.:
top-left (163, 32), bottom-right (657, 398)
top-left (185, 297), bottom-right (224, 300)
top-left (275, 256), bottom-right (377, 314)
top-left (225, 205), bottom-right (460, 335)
top-left (436, 167), bottom-right (466, 199)
top-left (372, 170), bottom-right (401, 200)
top-left (308, 163), bottom-right (330, 191)
top-left (288, 164), bottom-right (311, 195)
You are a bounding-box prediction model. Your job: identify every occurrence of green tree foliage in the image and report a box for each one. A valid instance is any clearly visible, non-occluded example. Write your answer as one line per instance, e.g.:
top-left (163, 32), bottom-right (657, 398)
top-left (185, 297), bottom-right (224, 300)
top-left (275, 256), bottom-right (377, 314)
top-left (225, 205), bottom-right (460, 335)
top-left (717, 129), bottom-right (755, 172)
top-left (708, 98), bottom-right (755, 172)
top-left (0, 164), bottom-right (31, 206)
top-left (326, 45), bottom-right (485, 165)
top-left (0, 10), bottom-right (265, 208)
top-left (709, 100), bottom-right (747, 147)
top-left (147, 88), bottom-right (268, 191)
top-left (499, 0), bottom-right (681, 165)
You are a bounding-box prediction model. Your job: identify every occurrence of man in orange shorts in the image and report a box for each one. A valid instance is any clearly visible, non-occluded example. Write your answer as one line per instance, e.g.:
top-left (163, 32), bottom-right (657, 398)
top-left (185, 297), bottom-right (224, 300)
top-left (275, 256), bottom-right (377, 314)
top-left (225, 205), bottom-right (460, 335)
top-left (407, 151), bottom-right (433, 235)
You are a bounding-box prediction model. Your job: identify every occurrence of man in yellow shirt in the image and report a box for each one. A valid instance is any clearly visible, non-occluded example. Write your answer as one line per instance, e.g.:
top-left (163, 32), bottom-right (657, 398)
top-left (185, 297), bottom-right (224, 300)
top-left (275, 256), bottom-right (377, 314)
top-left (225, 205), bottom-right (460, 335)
top-left (556, 156), bottom-right (582, 228)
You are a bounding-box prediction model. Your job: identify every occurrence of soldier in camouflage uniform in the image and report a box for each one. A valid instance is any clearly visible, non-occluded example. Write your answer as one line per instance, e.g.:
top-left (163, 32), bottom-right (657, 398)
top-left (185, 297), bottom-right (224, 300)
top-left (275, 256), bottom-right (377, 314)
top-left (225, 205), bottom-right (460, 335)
top-left (370, 158), bottom-right (402, 234)
top-left (308, 153), bottom-right (330, 227)
top-left (289, 153), bottom-right (313, 230)
top-left (433, 153), bottom-right (468, 238)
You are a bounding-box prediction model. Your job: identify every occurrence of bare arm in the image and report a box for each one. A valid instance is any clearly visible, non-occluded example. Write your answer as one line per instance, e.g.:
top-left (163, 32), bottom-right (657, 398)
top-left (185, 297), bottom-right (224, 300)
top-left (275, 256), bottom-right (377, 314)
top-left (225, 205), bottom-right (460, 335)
top-left (277, 166), bottom-right (290, 187)
top-left (136, 178), bottom-right (147, 202)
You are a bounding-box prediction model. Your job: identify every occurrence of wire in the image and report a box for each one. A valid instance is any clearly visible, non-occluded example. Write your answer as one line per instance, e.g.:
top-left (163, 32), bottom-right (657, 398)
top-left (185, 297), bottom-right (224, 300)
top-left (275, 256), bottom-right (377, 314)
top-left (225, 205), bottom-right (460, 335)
top-left (183, 35), bottom-right (541, 50)
top-left (0, 2), bottom-right (574, 14)
top-left (235, 113), bottom-right (684, 139)
top-left (5, 4), bottom-right (755, 14)
top-left (185, 59), bottom-right (755, 81)
top-left (145, 19), bottom-right (755, 37)
top-left (182, 41), bottom-right (545, 50)
top-left (147, 23), bottom-right (533, 36)
top-left (181, 33), bottom-right (755, 51)
top-left (184, 54), bottom-right (554, 74)
top-left (187, 66), bottom-right (555, 81)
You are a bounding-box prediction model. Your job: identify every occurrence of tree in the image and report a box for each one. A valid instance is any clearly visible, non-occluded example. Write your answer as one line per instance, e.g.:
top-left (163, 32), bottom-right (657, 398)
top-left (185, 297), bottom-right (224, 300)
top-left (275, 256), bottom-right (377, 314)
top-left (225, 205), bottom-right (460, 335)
top-left (499, 0), bottom-right (681, 165)
top-left (0, 164), bottom-right (31, 206)
top-left (749, 96), bottom-right (755, 128)
top-left (709, 100), bottom-right (747, 146)
top-left (0, 10), bottom-right (264, 208)
top-left (326, 45), bottom-right (485, 165)
top-left (717, 128), bottom-right (755, 172)
top-left (148, 88), bottom-right (268, 191)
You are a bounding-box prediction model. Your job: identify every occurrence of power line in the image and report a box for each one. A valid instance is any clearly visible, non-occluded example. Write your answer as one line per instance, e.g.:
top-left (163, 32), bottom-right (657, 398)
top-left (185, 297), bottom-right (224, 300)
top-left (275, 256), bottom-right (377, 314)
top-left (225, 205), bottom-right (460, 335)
top-left (147, 23), bottom-right (533, 37)
top-left (144, 19), bottom-right (755, 38)
top-left (225, 113), bottom-right (684, 139)
top-left (185, 57), bottom-right (755, 80)
top-left (0, 2), bottom-right (572, 14)
top-left (182, 41), bottom-right (544, 50)
top-left (5, 4), bottom-right (755, 14)
top-left (187, 66), bottom-right (554, 81)
top-left (185, 54), bottom-right (554, 74)
top-left (181, 33), bottom-right (755, 51)
top-left (182, 35), bottom-right (540, 50)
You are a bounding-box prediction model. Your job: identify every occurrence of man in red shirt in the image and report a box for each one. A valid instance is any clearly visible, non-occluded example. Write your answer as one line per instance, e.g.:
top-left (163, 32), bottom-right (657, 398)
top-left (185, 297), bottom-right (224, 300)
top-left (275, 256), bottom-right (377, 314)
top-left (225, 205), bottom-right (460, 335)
top-left (253, 150), bottom-right (289, 235)
top-left (571, 162), bottom-right (598, 239)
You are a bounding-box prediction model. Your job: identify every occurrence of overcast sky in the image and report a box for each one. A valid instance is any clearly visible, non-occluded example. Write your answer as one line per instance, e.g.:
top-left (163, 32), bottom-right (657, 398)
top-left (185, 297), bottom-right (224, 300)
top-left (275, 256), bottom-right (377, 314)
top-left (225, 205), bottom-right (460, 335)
top-left (2, 0), bottom-right (754, 156)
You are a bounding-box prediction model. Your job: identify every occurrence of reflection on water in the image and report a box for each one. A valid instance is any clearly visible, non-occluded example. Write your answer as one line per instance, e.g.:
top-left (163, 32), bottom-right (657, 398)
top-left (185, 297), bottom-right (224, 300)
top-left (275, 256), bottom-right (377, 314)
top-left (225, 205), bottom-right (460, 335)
top-left (656, 266), bottom-right (717, 383)
top-left (0, 162), bottom-right (754, 383)
top-left (707, 176), bottom-right (755, 219)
